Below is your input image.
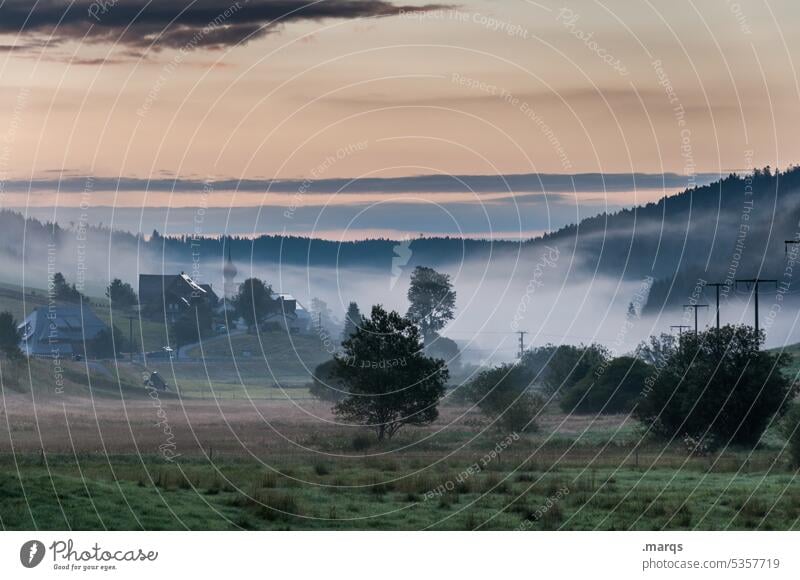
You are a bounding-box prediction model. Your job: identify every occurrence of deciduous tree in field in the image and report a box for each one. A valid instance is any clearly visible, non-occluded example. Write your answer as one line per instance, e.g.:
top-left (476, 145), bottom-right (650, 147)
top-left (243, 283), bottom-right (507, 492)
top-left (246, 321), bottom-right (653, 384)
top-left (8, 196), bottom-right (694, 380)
top-left (635, 325), bottom-right (797, 448)
top-left (170, 303), bottom-right (213, 353)
top-left (52, 272), bottom-right (83, 303)
top-left (310, 359), bottom-right (348, 403)
top-left (233, 277), bottom-right (275, 332)
top-left (463, 363), bottom-right (543, 433)
top-left (342, 301), bottom-right (362, 341)
top-left (406, 266), bottom-right (456, 341)
top-left (539, 343), bottom-right (608, 396)
top-left (105, 278), bottom-right (138, 310)
top-left (0, 311), bottom-right (21, 357)
top-left (559, 356), bottom-right (650, 414)
top-left (332, 305), bottom-right (448, 441)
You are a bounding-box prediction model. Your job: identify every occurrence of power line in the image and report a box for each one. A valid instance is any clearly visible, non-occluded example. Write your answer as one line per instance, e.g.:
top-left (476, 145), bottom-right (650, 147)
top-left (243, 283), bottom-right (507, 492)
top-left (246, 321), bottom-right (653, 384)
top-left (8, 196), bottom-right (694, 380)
top-left (683, 304), bottom-right (709, 336)
top-left (670, 325), bottom-right (691, 344)
top-left (705, 283), bottom-right (727, 331)
top-left (735, 278), bottom-right (778, 338)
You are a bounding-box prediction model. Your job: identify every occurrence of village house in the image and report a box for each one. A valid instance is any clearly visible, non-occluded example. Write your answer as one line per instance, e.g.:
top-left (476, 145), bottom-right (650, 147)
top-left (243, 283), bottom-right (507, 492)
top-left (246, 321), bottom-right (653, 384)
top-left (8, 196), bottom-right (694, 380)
top-left (138, 272), bottom-right (217, 322)
top-left (18, 304), bottom-right (109, 358)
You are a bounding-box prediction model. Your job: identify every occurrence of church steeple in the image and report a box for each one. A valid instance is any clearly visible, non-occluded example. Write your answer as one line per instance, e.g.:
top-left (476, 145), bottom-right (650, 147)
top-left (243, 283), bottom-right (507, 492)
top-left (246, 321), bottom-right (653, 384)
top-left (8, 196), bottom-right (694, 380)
top-left (223, 242), bottom-right (237, 299)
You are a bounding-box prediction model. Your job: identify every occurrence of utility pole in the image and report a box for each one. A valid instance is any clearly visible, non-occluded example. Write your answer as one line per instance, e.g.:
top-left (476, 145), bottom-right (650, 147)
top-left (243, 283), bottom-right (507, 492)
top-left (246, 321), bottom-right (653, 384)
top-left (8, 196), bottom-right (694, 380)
top-left (705, 283), bottom-right (727, 331)
top-left (516, 331), bottom-right (528, 359)
top-left (735, 278), bottom-right (778, 337)
top-left (670, 325), bottom-right (691, 343)
top-left (683, 304), bottom-right (709, 336)
top-left (126, 315), bottom-right (135, 361)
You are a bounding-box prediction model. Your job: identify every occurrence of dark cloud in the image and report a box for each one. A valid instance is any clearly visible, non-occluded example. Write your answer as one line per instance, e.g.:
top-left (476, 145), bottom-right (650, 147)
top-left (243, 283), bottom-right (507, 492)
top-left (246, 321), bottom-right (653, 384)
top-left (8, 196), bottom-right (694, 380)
top-left (7, 172), bottom-right (720, 194)
top-left (0, 0), bottom-right (449, 51)
top-left (0, 40), bottom-right (49, 52)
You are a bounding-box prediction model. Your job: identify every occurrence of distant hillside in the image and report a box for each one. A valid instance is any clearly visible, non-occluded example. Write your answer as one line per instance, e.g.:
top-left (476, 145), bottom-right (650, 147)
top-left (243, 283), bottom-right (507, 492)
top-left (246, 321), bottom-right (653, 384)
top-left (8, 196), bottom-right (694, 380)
top-left (550, 167), bottom-right (800, 312)
top-left (1, 166), bottom-right (798, 313)
top-left (0, 209), bottom-right (514, 280)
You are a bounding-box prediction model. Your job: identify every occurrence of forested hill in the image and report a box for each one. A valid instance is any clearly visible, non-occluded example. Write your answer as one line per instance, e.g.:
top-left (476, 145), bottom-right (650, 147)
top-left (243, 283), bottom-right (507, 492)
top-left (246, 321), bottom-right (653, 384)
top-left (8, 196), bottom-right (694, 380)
top-left (542, 167), bottom-right (800, 312)
top-left (0, 209), bottom-right (514, 274)
top-left (2, 166), bottom-right (798, 310)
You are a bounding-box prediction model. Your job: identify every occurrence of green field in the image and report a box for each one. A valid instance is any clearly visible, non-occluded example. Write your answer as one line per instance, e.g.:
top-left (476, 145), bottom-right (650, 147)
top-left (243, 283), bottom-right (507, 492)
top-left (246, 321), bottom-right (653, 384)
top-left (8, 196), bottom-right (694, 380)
top-left (1, 402), bottom-right (799, 531)
top-left (2, 448), bottom-right (798, 530)
top-left (3, 281), bottom-right (800, 531)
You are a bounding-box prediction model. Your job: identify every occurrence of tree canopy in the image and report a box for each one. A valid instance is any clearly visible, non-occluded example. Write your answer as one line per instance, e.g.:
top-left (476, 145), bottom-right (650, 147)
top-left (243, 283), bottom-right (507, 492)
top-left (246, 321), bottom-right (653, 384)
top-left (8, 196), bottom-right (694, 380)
top-left (233, 278), bottom-right (275, 331)
top-left (171, 303), bottom-right (213, 351)
top-left (106, 278), bottom-right (138, 310)
top-left (538, 343), bottom-right (609, 396)
top-left (310, 359), bottom-right (348, 403)
top-left (342, 301), bottom-right (361, 341)
top-left (635, 325), bottom-right (797, 448)
top-left (406, 266), bottom-right (456, 340)
top-left (52, 272), bottom-right (83, 302)
top-left (464, 362), bottom-right (543, 433)
top-left (559, 356), bottom-right (651, 414)
top-left (332, 305), bottom-right (448, 441)
top-left (0, 311), bottom-right (21, 357)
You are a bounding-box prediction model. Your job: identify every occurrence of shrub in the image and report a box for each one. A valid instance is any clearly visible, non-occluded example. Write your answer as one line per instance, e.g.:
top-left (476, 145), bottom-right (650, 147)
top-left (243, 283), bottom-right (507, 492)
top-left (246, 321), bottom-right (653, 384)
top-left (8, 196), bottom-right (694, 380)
top-left (634, 325), bottom-right (798, 448)
top-left (332, 306), bottom-right (448, 441)
top-left (313, 463), bottom-right (331, 476)
top-left (309, 359), bottom-right (348, 403)
top-left (351, 434), bottom-right (372, 452)
top-left (464, 363), bottom-right (543, 433)
top-left (538, 343), bottom-right (609, 396)
top-left (779, 404), bottom-right (800, 466)
top-left (90, 325), bottom-right (128, 358)
top-left (0, 311), bottom-right (21, 357)
top-left (559, 356), bottom-right (651, 414)
top-left (424, 333), bottom-right (461, 367)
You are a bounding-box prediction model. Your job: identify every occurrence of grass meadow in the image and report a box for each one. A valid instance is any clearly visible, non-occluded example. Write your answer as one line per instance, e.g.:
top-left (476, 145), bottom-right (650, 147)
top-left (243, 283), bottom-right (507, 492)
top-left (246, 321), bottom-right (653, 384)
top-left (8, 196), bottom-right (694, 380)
top-left (2, 369), bottom-right (799, 531)
top-left (2, 283), bottom-right (799, 531)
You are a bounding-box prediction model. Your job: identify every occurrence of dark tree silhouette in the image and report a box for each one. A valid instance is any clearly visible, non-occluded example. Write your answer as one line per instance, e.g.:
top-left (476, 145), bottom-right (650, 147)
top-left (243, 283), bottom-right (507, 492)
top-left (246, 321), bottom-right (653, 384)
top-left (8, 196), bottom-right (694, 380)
top-left (171, 303), bottom-right (213, 352)
top-left (342, 301), bottom-right (362, 341)
top-left (635, 333), bottom-right (678, 367)
top-left (560, 356), bottom-right (651, 414)
top-left (464, 363), bottom-right (543, 433)
top-left (0, 311), bottom-right (21, 357)
top-left (52, 272), bottom-right (82, 302)
top-left (424, 333), bottom-right (460, 368)
top-left (310, 359), bottom-right (348, 403)
top-left (106, 278), bottom-right (138, 309)
top-left (406, 266), bottom-right (456, 340)
top-left (635, 325), bottom-right (797, 448)
top-left (233, 278), bottom-right (274, 332)
top-left (91, 325), bottom-right (128, 359)
top-left (332, 305), bottom-right (448, 441)
top-left (539, 344), bottom-right (609, 396)
top-left (780, 404), bottom-right (800, 467)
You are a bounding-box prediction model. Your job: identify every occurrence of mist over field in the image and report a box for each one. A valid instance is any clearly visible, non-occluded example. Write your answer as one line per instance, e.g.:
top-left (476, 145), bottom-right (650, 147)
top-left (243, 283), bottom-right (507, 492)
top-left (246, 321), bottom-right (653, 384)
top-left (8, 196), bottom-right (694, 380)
top-left (6, 166), bottom-right (800, 361)
top-left (5, 0), bottom-right (800, 544)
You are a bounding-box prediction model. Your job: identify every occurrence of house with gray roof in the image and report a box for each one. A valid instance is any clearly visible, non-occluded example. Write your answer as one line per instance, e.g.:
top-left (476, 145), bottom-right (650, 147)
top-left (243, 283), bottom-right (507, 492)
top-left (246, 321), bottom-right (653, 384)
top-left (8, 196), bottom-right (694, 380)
top-left (18, 304), bottom-right (109, 357)
top-left (138, 272), bottom-right (216, 322)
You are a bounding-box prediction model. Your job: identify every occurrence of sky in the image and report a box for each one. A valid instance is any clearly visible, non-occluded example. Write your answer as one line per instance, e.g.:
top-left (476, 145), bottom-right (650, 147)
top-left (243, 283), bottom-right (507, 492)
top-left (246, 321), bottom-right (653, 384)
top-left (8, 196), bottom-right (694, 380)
top-left (1, 0), bottom-right (799, 238)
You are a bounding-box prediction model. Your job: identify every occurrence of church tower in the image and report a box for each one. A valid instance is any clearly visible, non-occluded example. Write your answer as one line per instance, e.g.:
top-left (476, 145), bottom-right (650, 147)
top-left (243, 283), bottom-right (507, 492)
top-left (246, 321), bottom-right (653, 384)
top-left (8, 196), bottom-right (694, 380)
top-left (223, 244), bottom-right (238, 300)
